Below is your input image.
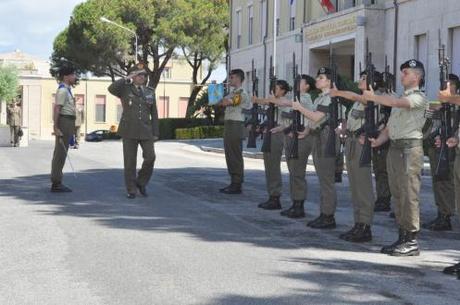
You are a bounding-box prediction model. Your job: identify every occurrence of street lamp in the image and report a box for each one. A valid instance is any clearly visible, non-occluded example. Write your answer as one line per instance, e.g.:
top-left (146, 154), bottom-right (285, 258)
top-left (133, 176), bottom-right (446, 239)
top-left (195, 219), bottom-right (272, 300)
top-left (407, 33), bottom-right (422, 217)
top-left (100, 16), bottom-right (138, 63)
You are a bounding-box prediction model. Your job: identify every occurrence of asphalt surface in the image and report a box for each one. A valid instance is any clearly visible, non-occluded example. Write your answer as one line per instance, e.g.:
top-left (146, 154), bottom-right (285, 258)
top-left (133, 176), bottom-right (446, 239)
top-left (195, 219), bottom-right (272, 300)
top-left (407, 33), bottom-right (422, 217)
top-left (0, 139), bottom-right (459, 305)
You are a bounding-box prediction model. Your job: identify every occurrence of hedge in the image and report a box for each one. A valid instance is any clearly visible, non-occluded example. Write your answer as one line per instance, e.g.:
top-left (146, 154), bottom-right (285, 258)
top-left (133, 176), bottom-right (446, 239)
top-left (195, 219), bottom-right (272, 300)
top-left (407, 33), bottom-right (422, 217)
top-left (159, 118), bottom-right (211, 140)
top-left (175, 125), bottom-right (224, 139)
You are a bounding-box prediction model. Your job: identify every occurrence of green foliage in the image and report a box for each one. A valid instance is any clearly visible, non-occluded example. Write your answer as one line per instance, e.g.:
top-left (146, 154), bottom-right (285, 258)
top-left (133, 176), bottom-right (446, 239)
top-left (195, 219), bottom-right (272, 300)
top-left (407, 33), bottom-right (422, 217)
top-left (188, 87), bottom-right (225, 124)
top-left (175, 125), bottom-right (224, 139)
top-left (159, 118), bottom-right (211, 140)
top-left (0, 65), bottom-right (19, 103)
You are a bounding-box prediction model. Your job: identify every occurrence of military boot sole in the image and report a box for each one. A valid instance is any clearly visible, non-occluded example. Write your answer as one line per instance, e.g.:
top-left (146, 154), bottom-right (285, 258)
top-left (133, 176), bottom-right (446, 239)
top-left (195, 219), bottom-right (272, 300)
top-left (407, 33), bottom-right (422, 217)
top-left (348, 235), bottom-right (372, 243)
top-left (309, 222), bottom-right (336, 230)
top-left (220, 189), bottom-right (242, 194)
top-left (389, 249), bottom-right (420, 257)
top-left (285, 211), bottom-right (306, 219)
top-left (258, 203), bottom-right (282, 210)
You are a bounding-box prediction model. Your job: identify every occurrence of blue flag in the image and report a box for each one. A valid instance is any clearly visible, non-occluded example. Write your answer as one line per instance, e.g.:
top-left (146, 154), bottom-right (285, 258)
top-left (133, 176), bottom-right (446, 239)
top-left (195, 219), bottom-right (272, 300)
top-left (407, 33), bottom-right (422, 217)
top-left (208, 83), bottom-right (224, 105)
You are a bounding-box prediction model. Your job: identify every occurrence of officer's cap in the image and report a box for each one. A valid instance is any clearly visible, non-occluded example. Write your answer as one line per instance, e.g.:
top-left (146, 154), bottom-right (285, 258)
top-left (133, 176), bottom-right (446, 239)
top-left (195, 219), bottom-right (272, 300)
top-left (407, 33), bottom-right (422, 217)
top-left (128, 62), bottom-right (147, 75)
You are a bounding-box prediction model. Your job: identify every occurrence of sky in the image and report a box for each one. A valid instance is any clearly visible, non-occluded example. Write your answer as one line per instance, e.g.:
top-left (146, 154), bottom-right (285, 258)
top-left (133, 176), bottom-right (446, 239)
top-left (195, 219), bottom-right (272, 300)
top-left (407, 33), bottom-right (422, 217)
top-left (0, 0), bottom-right (84, 60)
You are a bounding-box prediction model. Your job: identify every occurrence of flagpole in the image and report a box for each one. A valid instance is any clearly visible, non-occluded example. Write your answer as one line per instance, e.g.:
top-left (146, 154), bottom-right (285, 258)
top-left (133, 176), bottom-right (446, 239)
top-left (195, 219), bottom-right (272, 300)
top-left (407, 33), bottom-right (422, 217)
top-left (273, 0), bottom-right (277, 78)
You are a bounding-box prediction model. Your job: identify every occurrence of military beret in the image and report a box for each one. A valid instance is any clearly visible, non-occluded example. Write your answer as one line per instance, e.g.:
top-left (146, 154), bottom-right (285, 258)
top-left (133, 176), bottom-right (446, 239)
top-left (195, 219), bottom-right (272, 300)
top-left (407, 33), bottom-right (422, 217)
top-left (317, 67), bottom-right (332, 76)
top-left (59, 66), bottom-right (75, 76)
top-left (400, 59), bottom-right (424, 72)
top-left (128, 62), bottom-right (147, 75)
top-left (448, 73), bottom-right (459, 82)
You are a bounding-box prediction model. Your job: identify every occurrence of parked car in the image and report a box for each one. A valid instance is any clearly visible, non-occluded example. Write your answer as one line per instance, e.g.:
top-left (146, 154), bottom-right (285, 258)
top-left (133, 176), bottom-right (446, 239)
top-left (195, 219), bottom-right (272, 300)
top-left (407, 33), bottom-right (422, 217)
top-left (85, 130), bottom-right (121, 142)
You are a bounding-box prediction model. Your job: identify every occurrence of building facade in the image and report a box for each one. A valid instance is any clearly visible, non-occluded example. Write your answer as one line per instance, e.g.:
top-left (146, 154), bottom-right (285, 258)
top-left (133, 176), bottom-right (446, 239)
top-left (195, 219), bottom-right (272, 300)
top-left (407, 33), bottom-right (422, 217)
top-left (0, 50), bottom-right (201, 141)
top-left (229, 0), bottom-right (460, 100)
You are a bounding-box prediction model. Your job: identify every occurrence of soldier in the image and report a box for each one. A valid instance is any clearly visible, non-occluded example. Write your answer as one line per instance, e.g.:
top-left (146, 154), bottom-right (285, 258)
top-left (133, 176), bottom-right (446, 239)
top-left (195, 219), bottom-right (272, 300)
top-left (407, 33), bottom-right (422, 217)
top-left (422, 74), bottom-right (458, 231)
top-left (74, 103), bottom-right (84, 149)
top-left (437, 81), bottom-right (460, 278)
top-left (329, 70), bottom-right (382, 242)
top-left (280, 75), bottom-right (317, 218)
top-left (252, 80), bottom-right (292, 210)
top-left (7, 100), bottom-right (22, 147)
top-left (363, 59), bottom-right (428, 256)
top-left (218, 69), bottom-right (252, 194)
top-left (373, 83), bottom-right (393, 213)
top-left (292, 67), bottom-right (340, 229)
top-left (50, 66), bottom-right (77, 193)
top-left (108, 63), bottom-right (159, 199)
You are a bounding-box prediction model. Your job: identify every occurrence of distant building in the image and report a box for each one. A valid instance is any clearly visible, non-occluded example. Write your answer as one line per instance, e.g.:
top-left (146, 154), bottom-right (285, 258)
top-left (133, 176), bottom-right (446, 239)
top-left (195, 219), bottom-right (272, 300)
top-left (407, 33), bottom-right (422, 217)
top-left (0, 50), bottom-right (203, 140)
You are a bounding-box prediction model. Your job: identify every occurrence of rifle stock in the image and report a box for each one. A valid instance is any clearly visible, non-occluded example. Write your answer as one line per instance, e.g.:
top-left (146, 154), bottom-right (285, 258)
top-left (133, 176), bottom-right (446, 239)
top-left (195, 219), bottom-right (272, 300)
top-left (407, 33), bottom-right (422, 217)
top-left (247, 59), bottom-right (260, 148)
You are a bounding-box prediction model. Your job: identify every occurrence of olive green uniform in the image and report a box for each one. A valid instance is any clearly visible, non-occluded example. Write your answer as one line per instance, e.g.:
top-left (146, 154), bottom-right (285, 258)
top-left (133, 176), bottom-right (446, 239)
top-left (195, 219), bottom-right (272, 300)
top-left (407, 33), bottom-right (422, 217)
top-left (285, 93), bottom-right (315, 201)
top-left (386, 88), bottom-right (428, 232)
top-left (309, 92), bottom-right (338, 216)
top-left (264, 104), bottom-right (291, 197)
top-left (223, 87), bottom-right (251, 185)
top-left (51, 84), bottom-right (76, 185)
top-left (108, 79), bottom-right (159, 194)
top-left (7, 106), bottom-right (21, 145)
top-left (455, 133), bottom-right (460, 218)
top-left (345, 102), bottom-right (376, 225)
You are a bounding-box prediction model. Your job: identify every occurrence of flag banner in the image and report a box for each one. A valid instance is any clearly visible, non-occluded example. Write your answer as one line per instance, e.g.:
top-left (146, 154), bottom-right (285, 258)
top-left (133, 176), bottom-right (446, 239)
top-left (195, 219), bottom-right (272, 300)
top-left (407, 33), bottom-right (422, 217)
top-left (208, 83), bottom-right (224, 105)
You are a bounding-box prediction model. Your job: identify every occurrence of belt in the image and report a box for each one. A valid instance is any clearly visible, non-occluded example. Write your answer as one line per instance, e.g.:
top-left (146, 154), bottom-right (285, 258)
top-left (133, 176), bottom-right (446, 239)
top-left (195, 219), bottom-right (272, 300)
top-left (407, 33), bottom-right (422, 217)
top-left (60, 114), bottom-right (76, 120)
top-left (390, 139), bottom-right (423, 149)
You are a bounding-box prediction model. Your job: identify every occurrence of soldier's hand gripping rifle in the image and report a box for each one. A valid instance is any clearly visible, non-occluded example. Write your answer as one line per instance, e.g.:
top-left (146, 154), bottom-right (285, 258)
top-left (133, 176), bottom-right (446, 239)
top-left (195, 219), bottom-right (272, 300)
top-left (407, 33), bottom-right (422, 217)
top-left (435, 37), bottom-right (453, 179)
top-left (324, 47), bottom-right (339, 158)
top-left (359, 45), bottom-right (379, 167)
top-left (246, 59), bottom-right (260, 148)
top-left (286, 53), bottom-right (304, 159)
top-left (261, 56), bottom-right (277, 153)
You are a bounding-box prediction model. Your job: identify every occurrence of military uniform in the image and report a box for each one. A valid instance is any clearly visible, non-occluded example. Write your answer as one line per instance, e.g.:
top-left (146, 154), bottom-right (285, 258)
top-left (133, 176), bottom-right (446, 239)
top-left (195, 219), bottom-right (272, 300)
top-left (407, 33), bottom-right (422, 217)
top-left (74, 107), bottom-right (84, 147)
top-left (281, 93), bottom-right (315, 217)
top-left (220, 86), bottom-right (251, 194)
top-left (382, 83), bottom-right (428, 256)
top-left (423, 112), bottom-right (456, 230)
top-left (51, 83), bottom-right (76, 188)
top-left (341, 102), bottom-right (375, 241)
top-left (259, 103), bottom-right (291, 209)
top-left (108, 74), bottom-right (159, 197)
top-left (7, 105), bottom-right (21, 146)
top-left (307, 92), bottom-right (339, 229)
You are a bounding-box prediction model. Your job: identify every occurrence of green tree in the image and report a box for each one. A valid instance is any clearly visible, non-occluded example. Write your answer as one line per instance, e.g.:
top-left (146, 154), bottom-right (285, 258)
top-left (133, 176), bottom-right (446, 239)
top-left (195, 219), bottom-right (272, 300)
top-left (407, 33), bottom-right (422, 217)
top-left (0, 65), bottom-right (19, 104)
top-left (51, 0), bottom-right (194, 89)
top-left (181, 0), bottom-right (228, 118)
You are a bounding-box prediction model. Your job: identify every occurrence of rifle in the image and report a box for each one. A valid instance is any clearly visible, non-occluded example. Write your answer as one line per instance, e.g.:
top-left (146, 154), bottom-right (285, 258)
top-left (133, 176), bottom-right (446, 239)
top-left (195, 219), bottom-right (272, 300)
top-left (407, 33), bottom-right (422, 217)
top-left (378, 55), bottom-right (393, 127)
top-left (246, 59), bottom-right (260, 148)
top-left (435, 33), bottom-right (453, 179)
top-left (286, 53), bottom-right (303, 159)
top-left (261, 56), bottom-right (277, 153)
top-left (359, 40), bottom-right (379, 167)
top-left (324, 44), bottom-right (339, 158)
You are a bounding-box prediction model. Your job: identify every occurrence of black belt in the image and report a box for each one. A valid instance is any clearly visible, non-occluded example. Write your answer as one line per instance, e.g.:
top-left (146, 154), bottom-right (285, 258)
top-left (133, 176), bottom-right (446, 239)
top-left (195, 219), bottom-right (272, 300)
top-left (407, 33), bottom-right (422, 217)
top-left (60, 114), bottom-right (76, 120)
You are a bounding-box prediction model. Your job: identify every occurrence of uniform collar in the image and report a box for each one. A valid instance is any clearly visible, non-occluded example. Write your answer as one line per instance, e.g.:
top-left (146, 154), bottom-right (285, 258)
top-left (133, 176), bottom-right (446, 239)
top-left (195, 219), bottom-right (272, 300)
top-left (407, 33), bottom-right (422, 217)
top-left (403, 86), bottom-right (420, 96)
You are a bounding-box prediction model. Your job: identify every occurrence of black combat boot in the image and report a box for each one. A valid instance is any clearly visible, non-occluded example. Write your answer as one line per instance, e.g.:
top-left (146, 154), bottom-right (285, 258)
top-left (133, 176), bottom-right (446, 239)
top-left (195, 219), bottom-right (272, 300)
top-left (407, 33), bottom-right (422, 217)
top-left (390, 231), bottom-right (420, 257)
top-left (280, 200), bottom-right (305, 218)
top-left (374, 197), bottom-right (391, 212)
top-left (339, 223), bottom-right (360, 241)
top-left (423, 213), bottom-right (452, 231)
top-left (258, 196), bottom-right (282, 210)
top-left (50, 183), bottom-right (72, 193)
top-left (307, 214), bottom-right (336, 229)
top-left (443, 261), bottom-right (460, 275)
top-left (389, 211), bottom-right (396, 219)
top-left (219, 183), bottom-right (242, 194)
top-left (381, 229), bottom-right (405, 254)
top-left (347, 223), bottom-right (372, 243)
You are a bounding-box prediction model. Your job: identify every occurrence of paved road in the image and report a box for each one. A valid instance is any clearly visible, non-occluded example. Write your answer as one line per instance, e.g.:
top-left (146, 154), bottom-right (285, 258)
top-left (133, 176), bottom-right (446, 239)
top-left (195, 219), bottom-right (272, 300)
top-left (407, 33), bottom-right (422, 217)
top-left (0, 140), bottom-right (459, 305)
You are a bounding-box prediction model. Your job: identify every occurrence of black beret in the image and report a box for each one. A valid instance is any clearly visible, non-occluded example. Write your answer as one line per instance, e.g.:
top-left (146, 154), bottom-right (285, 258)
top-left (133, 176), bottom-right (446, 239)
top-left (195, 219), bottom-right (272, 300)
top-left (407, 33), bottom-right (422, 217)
top-left (59, 66), bottom-right (75, 76)
top-left (400, 59), bottom-right (424, 72)
top-left (448, 73), bottom-right (459, 82)
top-left (317, 67), bottom-right (331, 76)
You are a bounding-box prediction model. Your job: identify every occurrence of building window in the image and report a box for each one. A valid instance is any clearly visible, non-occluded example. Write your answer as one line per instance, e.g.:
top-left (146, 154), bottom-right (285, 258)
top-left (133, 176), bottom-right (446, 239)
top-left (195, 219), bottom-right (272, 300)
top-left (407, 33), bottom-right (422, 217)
top-left (289, 0), bottom-right (296, 31)
top-left (339, 0), bottom-right (356, 11)
top-left (248, 5), bottom-right (254, 45)
top-left (116, 99), bottom-right (122, 122)
top-left (260, 0), bottom-right (267, 39)
top-left (162, 67), bottom-right (171, 79)
top-left (158, 96), bottom-right (169, 118)
top-left (95, 95), bottom-right (106, 123)
top-left (451, 27), bottom-right (460, 75)
top-left (236, 9), bottom-right (242, 48)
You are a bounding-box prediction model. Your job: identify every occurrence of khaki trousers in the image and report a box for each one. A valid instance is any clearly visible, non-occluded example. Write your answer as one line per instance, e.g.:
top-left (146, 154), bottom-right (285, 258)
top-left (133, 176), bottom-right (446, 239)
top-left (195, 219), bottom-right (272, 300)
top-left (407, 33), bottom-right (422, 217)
top-left (263, 132), bottom-right (285, 197)
top-left (286, 135), bottom-right (314, 201)
top-left (51, 117), bottom-right (75, 184)
top-left (122, 138), bottom-right (156, 194)
top-left (224, 120), bottom-right (245, 184)
top-left (372, 144), bottom-right (391, 201)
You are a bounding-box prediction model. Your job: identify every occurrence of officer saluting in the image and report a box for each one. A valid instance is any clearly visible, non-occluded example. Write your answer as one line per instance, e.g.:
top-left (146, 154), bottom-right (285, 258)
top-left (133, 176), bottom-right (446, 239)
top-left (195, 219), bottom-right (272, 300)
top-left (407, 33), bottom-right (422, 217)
top-left (363, 59), bottom-right (428, 256)
top-left (108, 63), bottom-right (160, 199)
